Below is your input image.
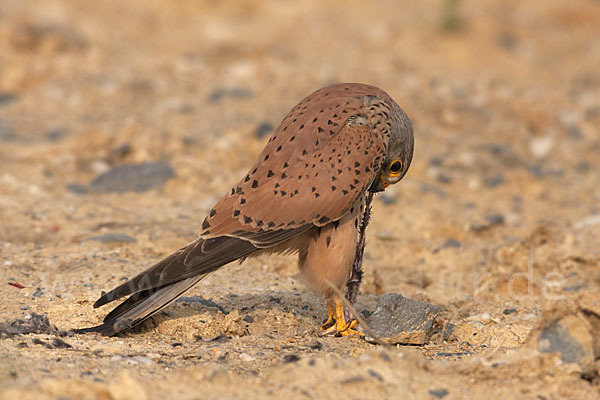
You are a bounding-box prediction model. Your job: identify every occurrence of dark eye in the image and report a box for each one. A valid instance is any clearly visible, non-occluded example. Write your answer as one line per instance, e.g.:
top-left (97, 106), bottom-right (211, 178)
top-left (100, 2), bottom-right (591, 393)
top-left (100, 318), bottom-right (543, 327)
top-left (389, 160), bottom-right (403, 174)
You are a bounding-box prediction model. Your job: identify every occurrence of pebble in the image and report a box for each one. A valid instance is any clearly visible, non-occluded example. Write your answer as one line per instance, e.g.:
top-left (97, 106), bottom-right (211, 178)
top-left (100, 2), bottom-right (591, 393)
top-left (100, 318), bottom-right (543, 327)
top-left (378, 194), bottom-right (397, 205)
top-left (442, 238), bottom-right (461, 248)
top-left (254, 122), bottom-right (274, 139)
top-left (484, 213), bottom-right (505, 226)
top-left (575, 161), bottom-right (590, 172)
top-left (89, 162), bottom-right (175, 193)
top-left (538, 315), bottom-right (596, 374)
top-left (376, 230), bottom-right (397, 241)
top-left (207, 87), bottom-right (253, 103)
top-left (366, 293), bottom-right (441, 345)
top-left (529, 136), bottom-right (554, 159)
top-left (483, 173), bottom-right (504, 188)
top-left (470, 213), bottom-right (505, 232)
top-left (239, 353), bottom-right (255, 362)
top-left (9, 22), bottom-right (87, 53)
top-left (46, 127), bottom-right (66, 141)
top-left (574, 214), bottom-right (600, 229)
top-left (429, 388), bottom-right (449, 399)
top-left (419, 182), bottom-right (446, 198)
top-left (85, 233), bottom-right (137, 243)
top-left (132, 356), bottom-right (153, 365)
top-left (283, 354), bottom-right (300, 363)
top-left (442, 322), bottom-right (455, 341)
top-left (0, 92), bottom-right (18, 105)
top-left (528, 165), bottom-right (565, 178)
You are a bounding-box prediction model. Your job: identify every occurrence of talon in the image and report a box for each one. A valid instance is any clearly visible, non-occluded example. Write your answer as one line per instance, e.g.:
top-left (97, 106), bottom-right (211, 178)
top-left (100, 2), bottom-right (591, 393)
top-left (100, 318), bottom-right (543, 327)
top-left (319, 300), bottom-right (336, 334)
top-left (320, 297), bottom-right (364, 337)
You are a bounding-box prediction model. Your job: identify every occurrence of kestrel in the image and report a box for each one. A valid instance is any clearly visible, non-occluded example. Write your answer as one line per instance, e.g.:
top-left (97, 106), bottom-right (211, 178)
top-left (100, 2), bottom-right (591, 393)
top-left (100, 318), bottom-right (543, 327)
top-left (78, 83), bottom-right (414, 336)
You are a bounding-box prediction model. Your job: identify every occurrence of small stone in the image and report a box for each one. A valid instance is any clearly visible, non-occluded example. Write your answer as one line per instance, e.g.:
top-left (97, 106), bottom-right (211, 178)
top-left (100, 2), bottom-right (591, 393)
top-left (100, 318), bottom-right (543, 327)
top-left (0, 93), bottom-right (18, 105)
top-left (436, 173), bottom-right (451, 184)
top-left (429, 388), bottom-right (449, 399)
top-left (442, 322), bottom-right (455, 341)
top-left (503, 308), bottom-right (517, 315)
top-left (367, 369), bottom-right (383, 381)
top-left (378, 194), bottom-right (397, 205)
top-left (428, 155), bottom-right (445, 166)
top-left (376, 230), bottom-right (396, 241)
top-left (89, 162), bottom-right (175, 193)
top-left (528, 165), bottom-right (565, 178)
top-left (574, 214), bottom-right (600, 230)
top-left (471, 213), bottom-right (505, 232)
top-left (239, 353), bottom-right (255, 362)
top-left (307, 341), bottom-right (323, 350)
top-left (207, 87), bottom-right (253, 103)
top-left (51, 338), bottom-right (72, 349)
top-left (242, 314), bottom-right (254, 323)
top-left (366, 293), bottom-right (441, 345)
top-left (575, 161), bottom-right (590, 172)
top-left (0, 313), bottom-right (57, 336)
top-left (283, 354), bottom-right (300, 363)
top-left (254, 122), bottom-right (274, 139)
top-left (529, 136), bottom-right (554, 159)
top-left (9, 22), bottom-right (87, 53)
top-left (483, 173), bottom-right (504, 188)
top-left (46, 127), bottom-right (66, 141)
top-left (442, 238), bottom-right (461, 248)
top-left (85, 233), bottom-right (137, 244)
top-left (497, 31), bottom-right (518, 50)
top-left (106, 143), bottom-right (132, 163)
top-left (484, 213), bottom-right (505, 226)
top-left (538, 315), bottom-right (595, 374)
top-left (419, 182), bottom-right (446, 198)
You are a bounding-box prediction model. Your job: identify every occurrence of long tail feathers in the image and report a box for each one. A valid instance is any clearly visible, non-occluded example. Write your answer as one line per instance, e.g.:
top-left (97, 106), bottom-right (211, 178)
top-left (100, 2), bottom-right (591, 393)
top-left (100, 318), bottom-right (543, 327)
top-left (76, 235), bottom-right (258, 336)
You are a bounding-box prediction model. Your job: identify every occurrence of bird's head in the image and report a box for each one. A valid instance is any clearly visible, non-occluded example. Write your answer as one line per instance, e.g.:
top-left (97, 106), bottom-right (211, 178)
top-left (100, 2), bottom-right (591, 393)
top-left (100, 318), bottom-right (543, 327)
top-left (370, 105), bottom-right (414, 193)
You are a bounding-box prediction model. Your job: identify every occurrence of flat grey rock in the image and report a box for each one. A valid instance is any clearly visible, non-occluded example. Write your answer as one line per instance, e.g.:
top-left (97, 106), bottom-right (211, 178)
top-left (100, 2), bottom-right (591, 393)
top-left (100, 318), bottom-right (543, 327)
top-left (538, 315), bottom-right (596, 374)
top-left (90, 162), bottom-right (174, 193)
top-left (366, 293), bottom-right (441, 345)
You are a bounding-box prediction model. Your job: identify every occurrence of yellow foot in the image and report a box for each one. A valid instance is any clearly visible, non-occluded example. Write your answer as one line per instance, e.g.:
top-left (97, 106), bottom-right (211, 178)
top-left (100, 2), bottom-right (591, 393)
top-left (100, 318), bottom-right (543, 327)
top-left (320, 297), bottom-right (364, 337)
top-left (319, 301), bottom-right (336, 332)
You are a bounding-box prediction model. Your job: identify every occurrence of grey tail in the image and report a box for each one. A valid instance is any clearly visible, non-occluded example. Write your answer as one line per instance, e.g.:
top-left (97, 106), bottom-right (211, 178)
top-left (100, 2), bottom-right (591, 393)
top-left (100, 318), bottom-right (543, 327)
top-left (75, 236), bottom-right (258, 336)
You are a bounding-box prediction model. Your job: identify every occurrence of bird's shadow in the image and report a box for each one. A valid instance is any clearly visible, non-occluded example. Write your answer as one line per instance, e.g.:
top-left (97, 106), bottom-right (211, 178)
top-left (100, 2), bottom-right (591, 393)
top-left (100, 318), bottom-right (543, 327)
top-left (127, 290), bottom-right (324, 336)
top-left (125, 290), bottom-right (378, 337)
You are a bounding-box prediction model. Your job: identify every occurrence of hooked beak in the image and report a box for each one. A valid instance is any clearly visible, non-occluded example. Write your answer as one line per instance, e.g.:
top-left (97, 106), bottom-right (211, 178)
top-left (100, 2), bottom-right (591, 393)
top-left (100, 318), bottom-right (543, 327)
top-left (369, 172), bottom-right (390, 193)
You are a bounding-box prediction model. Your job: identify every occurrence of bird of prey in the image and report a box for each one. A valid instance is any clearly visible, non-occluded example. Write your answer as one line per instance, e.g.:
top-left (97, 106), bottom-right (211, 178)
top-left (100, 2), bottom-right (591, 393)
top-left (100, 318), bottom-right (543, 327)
top-left (78, 83), bottom-right (414, 337)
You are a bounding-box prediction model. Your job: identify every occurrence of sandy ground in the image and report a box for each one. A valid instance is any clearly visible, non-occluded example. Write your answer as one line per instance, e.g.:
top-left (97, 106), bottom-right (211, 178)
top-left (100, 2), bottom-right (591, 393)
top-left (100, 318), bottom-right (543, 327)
top-left (1, 0), bottom-right (600, 399)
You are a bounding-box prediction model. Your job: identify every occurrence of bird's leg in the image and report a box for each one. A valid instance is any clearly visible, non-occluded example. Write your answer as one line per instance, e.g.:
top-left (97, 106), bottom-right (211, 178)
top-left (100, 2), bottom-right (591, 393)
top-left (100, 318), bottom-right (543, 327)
top-left (341, 192), bottom-right (374, 330)
top-left (320, 297), bottom-right (364, 337)
top-left (319, 300), bottom-right (336, 332)
top-left (345, 191), bottom-right (374, 305)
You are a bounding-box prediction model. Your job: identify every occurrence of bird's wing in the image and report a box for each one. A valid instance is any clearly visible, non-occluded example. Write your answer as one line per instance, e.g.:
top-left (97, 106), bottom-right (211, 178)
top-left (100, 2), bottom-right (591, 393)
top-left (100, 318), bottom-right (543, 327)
top-left (202, 96), bottom-right (388, 241)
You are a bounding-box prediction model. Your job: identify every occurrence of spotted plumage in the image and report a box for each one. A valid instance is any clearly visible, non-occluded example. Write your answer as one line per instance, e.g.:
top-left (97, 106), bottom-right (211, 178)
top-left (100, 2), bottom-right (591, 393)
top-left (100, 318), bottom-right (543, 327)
top-left (78, 83), bottom-right (414, 336)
